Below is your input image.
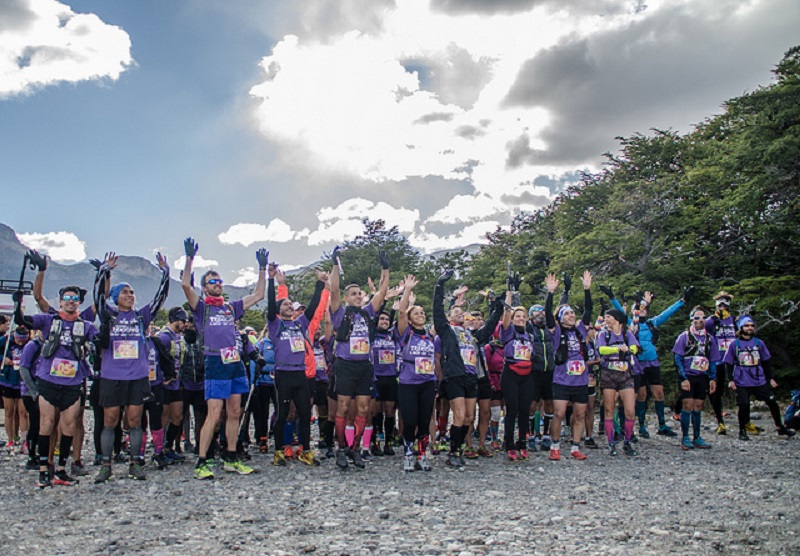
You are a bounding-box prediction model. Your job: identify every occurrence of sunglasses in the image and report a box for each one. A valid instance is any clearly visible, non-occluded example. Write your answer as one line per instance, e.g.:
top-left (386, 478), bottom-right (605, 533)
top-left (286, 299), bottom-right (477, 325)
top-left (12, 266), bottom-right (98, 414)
top-left (206, 278), bottom-right (223, 285)
top-left (691, 316), bottom-right (705, 321)
top-left (61, 294), bottom-right (80, 302)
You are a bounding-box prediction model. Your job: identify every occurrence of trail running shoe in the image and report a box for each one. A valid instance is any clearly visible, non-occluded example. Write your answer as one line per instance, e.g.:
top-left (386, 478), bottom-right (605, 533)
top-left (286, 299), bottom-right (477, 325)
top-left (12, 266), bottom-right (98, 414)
top-left (738, 431), bottom-right (750, 441)
top-left (298, 450), bottom-right (320, 466)
top-left (223, 459), bottom-right (254, 475)
top-left (36, 471), bottom-right (52, 489)
top-left (336, 448), bottom-right (349, 470)
top-left (777, 426), bottom-right (796, 438)
top-left (507, 450), bottom-right (518, 462)
top-left (623, 443), bottom-right (637, 457)
top-left (152, 453), bottom-right (170, 470)
top-left (477, 446), bottom-right (493, 457)
top-left (360, 449), bottom-right (373, 463)
top-left (446, 454), bottom-right (463, 467)
top-left (283, 446), bottom-right (295, 460)
top-left (638, 426), bottom-right (650, 439)
top-left (549, 448), bottom-right (560, 461)
top-left (370, 443), bottom-right (383, 457)
top-left (657, 426), bottom-right (677, 437)
top-left (681, 436), bottom-right (694, 451)
top-left (95, 465), bottom-right (113, 483)
top-left (608, 444), bottom-right (619, 457)
top-left (584, 437), bottom-right (598, 449)
top-left (325, 446), bottom-right (335, 459)
top-left (463, 447), bottom-right (479, 459)
top-left (539, 437), bottom-right (552, 451)
top-left (745, 422), bottom-right (760, 435)
top-left (349, 448), bottom-right (366, 469)
top-left (571, 449), bottom-right (587, 461)
top-left (383, 443), bottom-right (395, 456)
top-left (128, 462), bottom-right (146, 480)
top-left (194, 462), bottom-right (215, 480)
top-left (519, 449), bottom-right (530, 461)
top-left (693, 437), bottom-right (711, 449)
top-left (53, 470), bottom-right (79, 486)
top-left (70, 461), bottom-right (90, 477)
top-left (403, 454), bottom-right (416, 472)
top-left (418, 455), bottom-right (432, 471)
top-left (716, 423), bottom-right (727, 435)
top-left (273, 450), bottom-right (286, 467)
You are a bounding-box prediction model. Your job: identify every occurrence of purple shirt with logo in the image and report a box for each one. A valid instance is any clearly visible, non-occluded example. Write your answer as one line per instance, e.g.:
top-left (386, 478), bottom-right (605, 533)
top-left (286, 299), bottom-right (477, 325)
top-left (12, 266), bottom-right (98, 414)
top-left (397, 327), bottom-right (436, 385)
top-left (372, 330), bottom-right (397, 377)
top-left (157, 328), bottom-right (182, 391)
top-left (19, 340), bottom-right (41, 396)
top-left (723, 337), bottom-right (771, 387)
top-left (552, 322), bottom-right (589, 387)
top-left (706, 314), bottom-right (736, 354)
top-left (596, 329), bottom-right (640, 374)
top-left (331, 304), bottom-right (377, 362)
top-left (100, 304), bottom-right (154, 381)
top-left (268, 315), bottom-right (310, 372)
top-left (193, 299), bottom-right (245, 357)
top-left (31, 313), bottom-right (97, 386)
top-left (672, 329), bottom-right (721, 377)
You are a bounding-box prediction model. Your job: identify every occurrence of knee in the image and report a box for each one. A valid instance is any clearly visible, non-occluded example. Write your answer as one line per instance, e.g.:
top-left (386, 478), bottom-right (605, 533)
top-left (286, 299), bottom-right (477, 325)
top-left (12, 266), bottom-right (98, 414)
top-left (490, 406), bottom-right (502, 422)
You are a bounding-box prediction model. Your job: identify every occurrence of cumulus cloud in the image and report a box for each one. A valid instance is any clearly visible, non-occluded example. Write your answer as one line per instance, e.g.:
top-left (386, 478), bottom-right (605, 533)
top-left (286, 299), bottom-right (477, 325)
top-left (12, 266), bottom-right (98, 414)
top-left (307, 198), bottom-right (420, 245)
top-left (0, 0), bottom-right (133, 99)
top-left (17, 230), bottom-right (86, 263)
top-left (218, 220), bottom-right (310, 247)
top-left (173, 255), bottom-right (219, 271)
top-left (410, 220), bottom-right (501, 252)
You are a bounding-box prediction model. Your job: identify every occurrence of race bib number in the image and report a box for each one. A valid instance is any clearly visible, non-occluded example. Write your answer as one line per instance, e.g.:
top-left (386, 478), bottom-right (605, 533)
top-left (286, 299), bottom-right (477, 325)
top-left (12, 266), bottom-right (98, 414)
top-left (460, 346), bottom-right (477, 366)
top-left (718, 338), bottom-right (732, 352)
top-left (690, 356), bottom-right (709, 372)
top-left (738, 350), bottom-right (759, 367)
top-left (414, 356), bottom-right (434, 375)
top-left (567, 360), bottom-right (586, 376)
top-left (350, 337), bottom-right (370, 355)
top-left (315, 354), bottom-right (327, 370)
top-left (148, 365), bottom-right (157, 382)
top-left (12, 355), bottom-right (20, 371)
top-left (50, 358), bottom-right (78, 378)
top-left (289, 335), bottom-right (305, 353)
top-left (513, 342), bottom-right (531, 361)
top-left (378, 350), bottom-right (395, 365)
top-left (113, 340), bottom-right (139, 360)
top-left (607, 360), bottom-right (629, 372)
top-left (220, 347), bottom-right (241, 364)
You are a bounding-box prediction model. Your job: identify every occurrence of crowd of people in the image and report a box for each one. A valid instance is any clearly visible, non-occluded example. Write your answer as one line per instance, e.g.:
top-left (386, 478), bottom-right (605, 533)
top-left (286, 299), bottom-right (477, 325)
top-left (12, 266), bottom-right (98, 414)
top-left (0, 241), bottom-right (795, 489)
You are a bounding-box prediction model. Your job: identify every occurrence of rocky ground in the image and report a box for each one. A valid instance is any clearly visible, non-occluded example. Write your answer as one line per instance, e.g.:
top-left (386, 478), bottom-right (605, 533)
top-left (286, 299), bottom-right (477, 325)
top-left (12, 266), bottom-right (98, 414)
top-left (0, 411), bottom-right (798, 556)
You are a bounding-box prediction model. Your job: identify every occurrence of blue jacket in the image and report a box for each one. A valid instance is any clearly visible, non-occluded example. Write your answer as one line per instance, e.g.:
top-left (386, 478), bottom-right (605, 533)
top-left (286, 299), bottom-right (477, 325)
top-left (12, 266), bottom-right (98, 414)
top-left (611, 297), bottom-right (684, 362)
top-left (252, 337), bottom-right (276, 385)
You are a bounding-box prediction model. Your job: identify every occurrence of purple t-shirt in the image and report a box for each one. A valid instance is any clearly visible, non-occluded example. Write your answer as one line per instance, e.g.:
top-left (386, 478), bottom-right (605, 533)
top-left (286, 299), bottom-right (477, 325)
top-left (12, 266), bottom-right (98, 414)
top-left (19, 340), bottom-right (41, 396)
top-left (552, 322), bottom-right (589, 387)
top-left (157, 328), bottom-right (182, 391)
top-left (397, 327), bottom-right (436, 385)
top-left (268, 315), bottom-right (310, 372)
top-left (31, 313), bottom-right (97, 386)
top-left (723, 337), bottom-right (771, 387)
top-left (501, 324), bottom-right (533, 366)
top-left (672, 329), bottom-right (721, 377)
top-left (313, 342), bottom-right (328, 382)
top-left (331, 304), bottom-right (377, 362)
top-left (372, 330), bottom-right (397, 377)
top-left (100, 304), bottom-right (154, 381)
top-left (706, 314), bottom-right (736, 354)
top-left (193, 299), bottom-right (245, 357)
top-left (596, 329), bottom-right (640, 374)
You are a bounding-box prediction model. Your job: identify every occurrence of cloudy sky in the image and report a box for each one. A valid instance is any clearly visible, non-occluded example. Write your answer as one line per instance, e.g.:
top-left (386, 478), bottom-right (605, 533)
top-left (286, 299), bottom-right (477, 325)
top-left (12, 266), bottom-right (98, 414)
top-left (1, 0), bottom-right (796, 285)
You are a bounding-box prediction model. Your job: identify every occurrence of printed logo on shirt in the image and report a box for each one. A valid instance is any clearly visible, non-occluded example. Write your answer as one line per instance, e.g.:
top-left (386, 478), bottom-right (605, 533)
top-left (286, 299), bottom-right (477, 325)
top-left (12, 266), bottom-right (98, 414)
top-left (415, 357), bottom-right (434, 375)
top-left (50, 358), bottom-right (78, 378)
top-left (288, 335), bottom-right (305, 353)
top-left (113, 340), bottom-right (139, 360)
top-left (220, 347), bottom-right (241, 364)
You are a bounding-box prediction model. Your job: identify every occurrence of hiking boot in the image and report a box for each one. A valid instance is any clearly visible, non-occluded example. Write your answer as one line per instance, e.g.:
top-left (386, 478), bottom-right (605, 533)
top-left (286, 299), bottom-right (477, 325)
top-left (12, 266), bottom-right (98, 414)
top-left (223, 459), bottom-right (254, 475)
top-left (584, 437), bottom-right (599, 449)
top-left (152, 453), bottom-right (170, 470)
top-left (298, 450), bottom-right (320, 467)
top-left (273, 449), bottom-right (286, 467)
top-left (95, 465), bottom-right (113, 483)
top-left (70, 461), bottom-right (90, 477)
top-left (716, 423), bottom-right (727, 435)
top-left (657, 425), bottom-right (677, 437)
top-left (194, 462), bottom-right (215, 480)
top-left (418, 454), bottom-right (432, 471)
top-left (128, 462), bottom-right (146, 480)
top-left (403, 454), bottom-right (416, 472)
top-left (777, 426), bottom-right (796, 438)
top-left (693, 437), bottom-right (711, 449)
top-left (36, 471), bottom-right (52, 489)
top-left (349, 448), bottom-right (365, 469)
top-left (745, 422), bottom-right (761, 435)
top-left (623, 443), bottom-right (637, 457)
top-left (336, 448), bottom-right (349, 470)
top-left (681, 436), bottom-right (694, 451)
top-left (53, 470), bottom-right (79, 486)
top-left (738, 431), bottom-right (750, 441)
top-left (383, 443), bottom-right (395, 456)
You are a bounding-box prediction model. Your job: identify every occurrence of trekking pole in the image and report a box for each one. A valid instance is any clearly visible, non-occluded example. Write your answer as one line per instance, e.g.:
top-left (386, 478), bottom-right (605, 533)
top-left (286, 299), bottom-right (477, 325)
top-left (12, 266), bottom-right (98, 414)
top-left (2, 252), bottom-right (35, 365)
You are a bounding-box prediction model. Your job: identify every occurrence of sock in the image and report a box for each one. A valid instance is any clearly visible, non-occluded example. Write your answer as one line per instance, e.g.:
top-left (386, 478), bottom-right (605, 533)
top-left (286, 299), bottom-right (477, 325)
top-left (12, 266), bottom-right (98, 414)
top-left (737, 404), bottom-right (750, 432)
top-left (166, 422), bottom-right (181, 451)
top-left (489, 423), bottom-right (499, 442)
top-left (624, 417), bottom-right (634, 442)
top-left (551, 441), bottom-right (560, 451)
top-left (362, 426), bottom-right (373, 450)
top-left (403, 437), bottom-right (414, 456)
top-left (449, 425), bottom-right (461, 454)
top-left (324, 420), bottom-right (334, 446)
top-left (654, 400), bottom-right (666, 426)
top-left (151, 428), bottom-right (165, 455)
top-left (384, 416), bottom-right (395, 443)
top-left (680, 410), bottom-right (691, 437)
top-left (335, 416), bottom-right (346, 449)
top-left (38, 435), bottom-right (50, 468)
top-left (58, 435), bottom-right (72, 467)
top-left (533, 411), bottom-right (541, 436)
top-left (284, 421), bottom-right (295, 447)
top-left (372, 413), bottom-right (382, 435)
top-left (461, 425), bottom-right (470, 451)
top-left (437, 415), bottom-right (448, 437)
top-left (129, 427), bottom-right (144, 464)
top-left (354, 414), bottom-right (367, 440)
top-left (419, 435), bottom-right (430, 455)
top-left (571, 443), bottom-right (580, 453)
top-left (101, 427), bottom-right (115, 460)
top-left (543, 414), bottom-right (553, 436)
top-left (528, 415), bottom-right (536, 435)
top-left (604, 420), bottom-right (615, 445)
top-left (318, 414), bottom-right (327, 438)
top-left (691, 410), bottom-right (702, 439)
top-left (345, 426), bottom-right (355, 449)
top-left (635, 400), bottom-right (646, 426)
top-left (613, 409), bottom-right (621, 434)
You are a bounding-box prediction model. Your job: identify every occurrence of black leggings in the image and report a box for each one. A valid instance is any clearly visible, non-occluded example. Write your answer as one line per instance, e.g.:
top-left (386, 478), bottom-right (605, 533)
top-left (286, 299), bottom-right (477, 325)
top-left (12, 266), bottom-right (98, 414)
top-left (397, 381), bottom-right (436, 445)
top-left (501, 367), bottom-right (534, 451)
top-left (274, 371), bottom-right (311, 451)
top-left (708, 379), bottom-right (725, 423)
top-left (23, 396), bottom-right (39, 457)
top-left (251, 384), bottom-right (277, 444)
top-left (182, 388), bottom-right (207, 448)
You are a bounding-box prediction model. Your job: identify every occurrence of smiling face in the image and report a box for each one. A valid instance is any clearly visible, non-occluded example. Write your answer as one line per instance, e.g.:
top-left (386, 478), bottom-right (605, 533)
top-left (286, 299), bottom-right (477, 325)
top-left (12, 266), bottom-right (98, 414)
top-left (202, 272), bottom-right (224, 297)
top-left (512, 308), bottom-right (527, 327)
top-left (279, 299), bottom-right (295, 319)
top-left (408, 305), bottom-right (426, 328)
top-left (560, 308), bottom-right (576, 327)
top-left (604, 313), bottom-right (620, 328)
top-left (59, 289), bottom-right (81, 315)
top-left (690, 311), bottom-right (706, 331)
top-left (377, 313), bottom-right (390, 331)
top-left (116, 286), bottom-right (136, 311)
top-left (448, 307), bottom-right (465, 326)
top-left (344, 284), bottom-right (364, 307)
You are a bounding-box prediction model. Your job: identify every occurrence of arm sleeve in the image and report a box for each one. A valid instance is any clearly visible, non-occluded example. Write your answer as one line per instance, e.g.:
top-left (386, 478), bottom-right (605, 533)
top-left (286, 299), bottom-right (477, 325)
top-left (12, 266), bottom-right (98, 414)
top-left (267, 278), bottom-right (277, 321)
top-left (581, 289), bottom-right (593, 326)
top-left (20, 365), bottom-right (38, 397)
top-left (651, 298), bottom-right (685, 328)
top-left (474, 300), bottom-right (503, 344)
top-left (559, 290), bottom-right (569, 306)
top-left (762, 359), bottom-right (773, 381)
top-left (598, 346), bottom-right (620, 355)
top-left (610, 298), bottom-right (624, 314)
top-left (708, 361), bottom-right (717, 381)
top-left (674, 354), bottom-right (687, 380)
top-left (545, 292), bottom-right (556, 329)
top-left (433, 283), bottom-right (448, 340)
top-left (304, 282), bottom-right (327, 335)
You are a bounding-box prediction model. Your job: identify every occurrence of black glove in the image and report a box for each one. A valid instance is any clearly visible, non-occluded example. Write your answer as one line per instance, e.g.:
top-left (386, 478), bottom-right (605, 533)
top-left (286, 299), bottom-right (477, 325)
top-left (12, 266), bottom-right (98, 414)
top-left (256, 248), bottom-right (269, 270)
top-left (563, 272), bottom-right (572, 293)
top-left (634, 290), bottom-right (644, 306)
top-left (438, 270), bottom-right (454, 284)
top-left (99, 308), bottom-right (114, 326)
top-left (511, 272), bottom-right (522, 291)
top-left (12, 291), bottom-right (23, 303)
top-left (255, 357), bottom-right (267, 369)
top-left (184, 237), bottom-right (199, 258)
top-left (598, 285), bottom-right (615, 299)
top-left (599, 298), bottom-right (608, 315)
top-left (27, 249), bottom-right (47, 271)
top-left (682, 286), bottom-right (696, 303)
top-left (620, 292), bottom-right (628, 304)
top-left (331, 246), bottom-right (341, 266)
top-left (89, 258), bottom-right (102, 271)
top-left (378, 251), bottom-right (390, 270)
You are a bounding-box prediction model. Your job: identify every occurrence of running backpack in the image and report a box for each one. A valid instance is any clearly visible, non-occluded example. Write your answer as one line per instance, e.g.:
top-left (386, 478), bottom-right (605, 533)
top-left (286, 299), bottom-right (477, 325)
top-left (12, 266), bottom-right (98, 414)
top-left (784, 389), bottom-right (800, 430)
top-left (555, 326), bottom-right (587, 366)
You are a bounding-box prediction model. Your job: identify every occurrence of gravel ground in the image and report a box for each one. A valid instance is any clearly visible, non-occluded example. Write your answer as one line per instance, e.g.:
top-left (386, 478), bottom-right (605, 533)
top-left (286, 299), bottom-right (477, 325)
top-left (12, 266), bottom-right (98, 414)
top-left (0, 411), bottom-right (798, 556)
